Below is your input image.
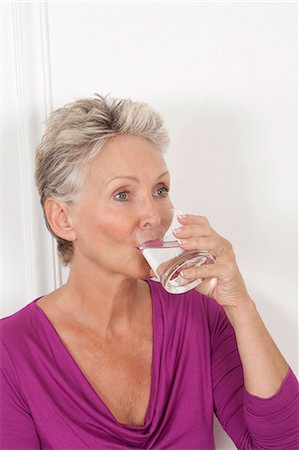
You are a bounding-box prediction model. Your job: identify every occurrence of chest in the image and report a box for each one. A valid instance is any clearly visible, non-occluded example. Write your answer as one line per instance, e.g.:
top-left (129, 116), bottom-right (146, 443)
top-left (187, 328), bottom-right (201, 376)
top-left (56, 321), bottom-right (153, 427)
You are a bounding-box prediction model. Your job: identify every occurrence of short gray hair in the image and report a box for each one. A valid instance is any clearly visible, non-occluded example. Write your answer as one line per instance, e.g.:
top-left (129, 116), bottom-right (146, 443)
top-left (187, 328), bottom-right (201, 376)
top-left (35, 94), bottom-right (170, 265)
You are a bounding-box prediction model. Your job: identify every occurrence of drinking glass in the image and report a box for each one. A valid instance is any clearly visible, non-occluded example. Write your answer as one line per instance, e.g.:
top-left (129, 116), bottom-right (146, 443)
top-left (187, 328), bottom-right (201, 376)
top-left (136, 208), bottom-right (215, 294)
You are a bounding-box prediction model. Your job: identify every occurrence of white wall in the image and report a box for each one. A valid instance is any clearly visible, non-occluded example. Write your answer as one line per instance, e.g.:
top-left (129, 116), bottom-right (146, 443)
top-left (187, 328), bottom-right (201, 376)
top-left (2, 2), bottom-right (297, 449)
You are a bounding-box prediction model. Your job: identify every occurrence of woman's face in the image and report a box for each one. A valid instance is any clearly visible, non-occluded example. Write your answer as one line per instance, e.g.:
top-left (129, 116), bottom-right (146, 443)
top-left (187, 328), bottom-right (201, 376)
top-left (68, 135), bottom-right (172, 279)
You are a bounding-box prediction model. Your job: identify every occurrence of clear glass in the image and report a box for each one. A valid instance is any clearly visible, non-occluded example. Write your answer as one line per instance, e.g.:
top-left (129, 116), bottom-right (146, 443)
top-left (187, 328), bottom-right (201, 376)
top-left (136, 208), bottom-right (214, 294)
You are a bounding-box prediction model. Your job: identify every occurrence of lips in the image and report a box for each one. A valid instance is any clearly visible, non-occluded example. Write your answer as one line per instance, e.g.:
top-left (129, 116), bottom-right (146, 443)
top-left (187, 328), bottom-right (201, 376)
top-left (137, 239), bottom-right (164, 250)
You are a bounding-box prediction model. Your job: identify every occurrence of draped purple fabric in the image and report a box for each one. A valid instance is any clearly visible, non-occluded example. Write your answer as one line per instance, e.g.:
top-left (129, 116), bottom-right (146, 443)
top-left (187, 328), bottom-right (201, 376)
top-left (1, 279), bottom-right (298, 449)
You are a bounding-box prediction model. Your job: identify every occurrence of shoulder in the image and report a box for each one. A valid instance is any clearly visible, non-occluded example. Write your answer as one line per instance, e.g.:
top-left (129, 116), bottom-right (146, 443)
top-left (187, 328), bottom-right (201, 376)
top-left (0, 299), bottom-right (41, 351)
top-left (0, 302), bottom-right (39, 414)
top-left (0, 298), bottom-right (47, 392)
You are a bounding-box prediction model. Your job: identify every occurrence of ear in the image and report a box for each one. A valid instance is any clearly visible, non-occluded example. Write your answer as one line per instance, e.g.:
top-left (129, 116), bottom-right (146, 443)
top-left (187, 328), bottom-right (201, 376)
top-left (44, 198), bottom-right (77, 242)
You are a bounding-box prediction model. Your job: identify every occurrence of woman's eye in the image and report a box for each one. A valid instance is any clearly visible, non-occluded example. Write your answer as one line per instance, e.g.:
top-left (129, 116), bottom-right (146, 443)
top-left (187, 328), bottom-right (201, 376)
top-left (155, 186), bottom-right (169, 198)
top-left (114, 186), bottom-right (169, 202)
top-left (114, 191), bottom-right (129, 202)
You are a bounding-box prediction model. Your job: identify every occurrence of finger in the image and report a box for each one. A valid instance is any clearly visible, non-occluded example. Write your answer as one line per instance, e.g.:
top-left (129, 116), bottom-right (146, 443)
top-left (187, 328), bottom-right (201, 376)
top-left (196, 277), bottom-right (218, 296)
top-left (177, 236), bottom-right (220, 251)
top-left (177, 214), bottom-right (218, 237)
top-left (173, 224), bottom-right (211, 239)
top-left (180, 261), bottom-right (227, 280)
top-left (177, 214), bottom-right (210, 227)
top-left (178, 240), bottom-right (231, 263)
top-left (210, 244), bottom-right (228, 258)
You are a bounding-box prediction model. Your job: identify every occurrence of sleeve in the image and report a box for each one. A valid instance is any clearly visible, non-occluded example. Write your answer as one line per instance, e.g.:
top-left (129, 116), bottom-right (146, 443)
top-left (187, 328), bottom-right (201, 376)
top-left (207, 299), bottom-right (299, 450)
top-left (0, 340), bottom-right (41, 450)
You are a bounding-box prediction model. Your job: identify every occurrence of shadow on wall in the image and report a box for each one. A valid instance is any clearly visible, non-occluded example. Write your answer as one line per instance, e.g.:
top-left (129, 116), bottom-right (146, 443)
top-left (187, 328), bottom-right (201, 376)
top-left (214, 417), bottom-right (235, 450)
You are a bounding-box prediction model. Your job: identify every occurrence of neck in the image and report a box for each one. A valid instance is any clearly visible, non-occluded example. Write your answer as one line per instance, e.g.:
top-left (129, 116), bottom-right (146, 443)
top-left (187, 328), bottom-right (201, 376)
top-left (56, 259), bottom-right (145, 337)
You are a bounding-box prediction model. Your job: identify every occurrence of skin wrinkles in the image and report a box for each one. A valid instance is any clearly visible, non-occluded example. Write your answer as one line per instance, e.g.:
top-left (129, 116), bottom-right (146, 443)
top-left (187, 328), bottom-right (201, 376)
top-left (105, 170), bottom-right (170, 187)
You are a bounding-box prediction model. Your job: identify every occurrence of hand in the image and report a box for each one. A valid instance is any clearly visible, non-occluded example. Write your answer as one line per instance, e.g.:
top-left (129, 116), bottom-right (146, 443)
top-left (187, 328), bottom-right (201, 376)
top-left (174, 214), bottom-right (251, 309)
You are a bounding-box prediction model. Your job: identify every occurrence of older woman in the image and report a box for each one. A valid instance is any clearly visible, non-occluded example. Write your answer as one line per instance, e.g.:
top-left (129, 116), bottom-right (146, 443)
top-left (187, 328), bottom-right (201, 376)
top-left (1, 95), bottom-right (298, 450)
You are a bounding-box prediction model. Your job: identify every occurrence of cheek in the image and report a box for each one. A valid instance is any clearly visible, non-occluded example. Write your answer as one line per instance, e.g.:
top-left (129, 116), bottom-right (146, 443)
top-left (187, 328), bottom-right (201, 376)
top-left (97, 215), bottom-right (135, 243)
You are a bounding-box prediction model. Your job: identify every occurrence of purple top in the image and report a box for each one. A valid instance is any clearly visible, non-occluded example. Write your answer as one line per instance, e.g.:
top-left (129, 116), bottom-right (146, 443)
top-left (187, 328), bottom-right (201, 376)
top-left (1, 279), bottom-right (298, 449)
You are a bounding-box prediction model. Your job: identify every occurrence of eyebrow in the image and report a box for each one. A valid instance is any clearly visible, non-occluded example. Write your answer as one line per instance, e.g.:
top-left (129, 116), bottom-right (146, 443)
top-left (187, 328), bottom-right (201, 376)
top-left (106, 171), bottom-right (170, 186)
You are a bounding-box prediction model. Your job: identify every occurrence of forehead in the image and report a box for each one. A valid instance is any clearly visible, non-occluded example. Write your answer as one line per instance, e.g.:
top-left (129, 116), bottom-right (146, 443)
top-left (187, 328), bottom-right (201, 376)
top-left (85, 135), bottom-right (168, 182)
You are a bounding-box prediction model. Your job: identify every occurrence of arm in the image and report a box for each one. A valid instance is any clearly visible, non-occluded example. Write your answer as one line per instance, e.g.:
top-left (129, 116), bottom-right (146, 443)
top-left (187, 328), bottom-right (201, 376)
top-left (175, 213), bottom-right (291, 397)
top-left (174, 214), bottom-right (299, 447)
top-left (206, 298), bottom-right (299, 449)
top-left (0, 341), bottom-right (41, 450)
top-left (223, 296), bottom-right (289, 398)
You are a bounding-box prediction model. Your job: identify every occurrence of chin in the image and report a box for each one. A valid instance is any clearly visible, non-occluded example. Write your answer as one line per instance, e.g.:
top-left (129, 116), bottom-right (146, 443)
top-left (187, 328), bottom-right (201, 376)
top-left (127, 260), bottom-right (151, 280)
top-left (123, 250), bottom-right (151, 279)
top-left (135, 268), bottom-right (151, 280)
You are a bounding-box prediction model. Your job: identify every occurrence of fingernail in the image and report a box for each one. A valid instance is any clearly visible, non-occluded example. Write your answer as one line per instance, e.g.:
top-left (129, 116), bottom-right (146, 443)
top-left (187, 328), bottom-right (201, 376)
top-left (173, 227), bottom-right (183, 236)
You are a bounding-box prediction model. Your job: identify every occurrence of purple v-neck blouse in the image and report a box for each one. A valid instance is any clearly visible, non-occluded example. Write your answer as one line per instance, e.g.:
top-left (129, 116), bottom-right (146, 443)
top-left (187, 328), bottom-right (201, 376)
top-left (1, 279), bottom-right (298, 449)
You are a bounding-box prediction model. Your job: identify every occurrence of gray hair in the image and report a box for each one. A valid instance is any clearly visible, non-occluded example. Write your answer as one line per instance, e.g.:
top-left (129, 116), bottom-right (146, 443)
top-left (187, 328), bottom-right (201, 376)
top-left (35, 94), bottom-right (170, 265)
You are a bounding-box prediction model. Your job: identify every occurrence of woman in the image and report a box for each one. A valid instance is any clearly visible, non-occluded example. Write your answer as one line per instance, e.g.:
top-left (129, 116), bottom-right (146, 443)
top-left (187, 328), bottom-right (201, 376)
top-left (1, 94), bottom-right (298, 450)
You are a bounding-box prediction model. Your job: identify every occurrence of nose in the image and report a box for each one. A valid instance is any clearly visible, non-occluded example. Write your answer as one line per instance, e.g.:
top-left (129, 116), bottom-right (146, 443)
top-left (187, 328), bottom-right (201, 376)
top-left (139, 206), bottom-right (161, 230)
